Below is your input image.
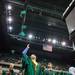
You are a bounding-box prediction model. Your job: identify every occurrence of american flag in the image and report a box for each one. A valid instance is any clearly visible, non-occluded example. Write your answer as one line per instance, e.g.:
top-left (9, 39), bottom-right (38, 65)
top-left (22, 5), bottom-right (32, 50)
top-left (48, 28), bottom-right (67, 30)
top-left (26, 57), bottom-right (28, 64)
top-left (43, 44), bottom-right (53, 52)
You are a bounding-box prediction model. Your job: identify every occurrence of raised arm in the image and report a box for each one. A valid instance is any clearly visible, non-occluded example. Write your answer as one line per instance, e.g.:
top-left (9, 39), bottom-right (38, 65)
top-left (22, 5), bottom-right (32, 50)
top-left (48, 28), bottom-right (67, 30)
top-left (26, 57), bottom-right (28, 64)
top-left (22, 44), bottom-right (30, 55)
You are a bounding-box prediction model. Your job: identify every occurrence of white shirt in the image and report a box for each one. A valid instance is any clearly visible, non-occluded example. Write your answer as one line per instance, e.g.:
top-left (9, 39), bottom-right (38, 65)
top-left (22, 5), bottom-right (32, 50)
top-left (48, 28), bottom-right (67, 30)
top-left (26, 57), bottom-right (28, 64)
top-left (69, 67), bottom-right (75, 75)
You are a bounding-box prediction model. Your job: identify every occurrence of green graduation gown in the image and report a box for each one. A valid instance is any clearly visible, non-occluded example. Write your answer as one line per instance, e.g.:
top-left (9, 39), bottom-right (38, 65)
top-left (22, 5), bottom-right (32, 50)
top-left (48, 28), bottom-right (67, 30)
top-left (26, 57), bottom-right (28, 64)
top-left (2, 70), bottom-right (7, 75)
top-left (21, 49), bottom-right (42, 75)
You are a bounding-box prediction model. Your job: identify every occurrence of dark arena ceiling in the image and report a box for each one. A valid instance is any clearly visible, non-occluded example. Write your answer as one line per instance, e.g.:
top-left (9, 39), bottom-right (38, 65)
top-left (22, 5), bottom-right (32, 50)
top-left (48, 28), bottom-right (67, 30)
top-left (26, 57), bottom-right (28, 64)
top-left (0, 0), bottom-right (75, 64)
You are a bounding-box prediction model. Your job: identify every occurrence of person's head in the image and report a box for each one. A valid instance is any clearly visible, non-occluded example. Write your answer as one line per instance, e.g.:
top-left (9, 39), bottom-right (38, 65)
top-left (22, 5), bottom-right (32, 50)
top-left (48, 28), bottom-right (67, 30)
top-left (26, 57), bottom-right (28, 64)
top-left (9, 63), bottom-right (14, 70)
top-left (30, 54), bottom-right (36, 61)
top-left (55, 66), bottom-right (59, 70)
top-left (47, 62), bottom-right (52, 69)
top-left (41, 63), bottom-right (46, 70)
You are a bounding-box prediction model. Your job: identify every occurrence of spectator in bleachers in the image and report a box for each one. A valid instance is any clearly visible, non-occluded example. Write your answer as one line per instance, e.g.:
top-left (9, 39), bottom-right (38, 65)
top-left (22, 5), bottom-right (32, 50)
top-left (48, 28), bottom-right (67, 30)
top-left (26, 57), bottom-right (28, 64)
top-left (0, 66), bottom-right (3, 75)
top-left (55, 66), bottom-right (60, 70)
top-left (46, 62), bottom-right (53, 70)
top-left (7, 63), bottom-right (15, 75)
top-left (45, 62), bottom-right (54, 75)
top-left (0, 66), bottom-right (6, 75)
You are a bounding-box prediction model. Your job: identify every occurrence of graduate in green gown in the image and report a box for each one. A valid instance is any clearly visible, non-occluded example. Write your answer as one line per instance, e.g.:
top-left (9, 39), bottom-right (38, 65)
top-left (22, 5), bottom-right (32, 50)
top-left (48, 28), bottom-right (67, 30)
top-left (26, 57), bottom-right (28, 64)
top-left (45, 62), bottom-right (55, 75)
top-left (41, 63), bottom-right (46, 75)
top-left (21, 44), bottom-right (42, 75)
top-left (0, 66), bottom-right (6, 75)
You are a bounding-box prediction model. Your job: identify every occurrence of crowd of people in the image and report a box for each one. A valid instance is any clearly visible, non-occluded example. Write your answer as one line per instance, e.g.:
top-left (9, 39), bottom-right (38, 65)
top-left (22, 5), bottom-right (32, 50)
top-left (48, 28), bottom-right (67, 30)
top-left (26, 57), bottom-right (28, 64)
top-left (0, 44), bottom-right (75, 75)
